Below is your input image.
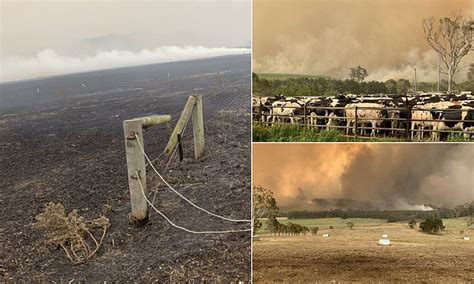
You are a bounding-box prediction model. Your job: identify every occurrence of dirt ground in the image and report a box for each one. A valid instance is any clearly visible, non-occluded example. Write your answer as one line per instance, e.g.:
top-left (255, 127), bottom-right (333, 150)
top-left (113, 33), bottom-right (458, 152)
top-left (253, 223), bottom-right (474, 282)
top-left (0, 55), bottom-right (251, 282)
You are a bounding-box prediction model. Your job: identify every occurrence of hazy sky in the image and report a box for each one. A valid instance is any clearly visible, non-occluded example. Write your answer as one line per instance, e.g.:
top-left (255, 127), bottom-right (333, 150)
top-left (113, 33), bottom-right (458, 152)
top-left (253, 0), bottom-right (474, 82)
top-left (253, 144), bottom-right (474, 211)
top-left (0, 0), bottom-right (250, 81)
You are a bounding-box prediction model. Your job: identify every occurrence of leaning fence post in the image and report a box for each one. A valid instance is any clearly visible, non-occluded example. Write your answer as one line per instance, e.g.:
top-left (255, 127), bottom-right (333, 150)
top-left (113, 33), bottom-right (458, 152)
top-left (164, 96), bottom-right (197, 155)
top-left (192, 95), bottom-right (205, 159)
top-left (354, 106), bottom-right (358, 139)
top-left (123, 119), bottom-right (148, 223)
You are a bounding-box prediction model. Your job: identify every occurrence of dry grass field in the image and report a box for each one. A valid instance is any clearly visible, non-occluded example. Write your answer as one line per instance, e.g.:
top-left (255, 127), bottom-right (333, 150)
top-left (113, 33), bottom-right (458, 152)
top-left (253, 219), bottom-right (474, 282)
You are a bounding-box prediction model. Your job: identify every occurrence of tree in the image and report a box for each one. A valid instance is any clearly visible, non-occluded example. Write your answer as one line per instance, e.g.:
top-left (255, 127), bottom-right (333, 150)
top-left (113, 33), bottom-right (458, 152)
top-left (385, 79), bottom-right (398, 94)
top-left (419, 217), bottom-right (445, 234)
top-left (467, 64), bottom-right (474, 82)
top-left (408, 219), bottom-right (417, 229)
top-left (266, 215), bottom-right (279, 235)
top-left (349, 66), bottom-right (368, 82)
top-left (466, 215), bottom-right (473, 227)
top-left (347, 222), bottom-right (354, 229)
top-left (253, 185), bottom-right (279, 235)
top-left (276, 222), bottom-right (288, 236)
top-left (423, 12), bottom-right (473, 92)
top-left (310, 227), bottom-right (319, 235)
top-left (396, 79), bottom-right (411, 94)
top-left (252, 72), bottom-right (260, 83)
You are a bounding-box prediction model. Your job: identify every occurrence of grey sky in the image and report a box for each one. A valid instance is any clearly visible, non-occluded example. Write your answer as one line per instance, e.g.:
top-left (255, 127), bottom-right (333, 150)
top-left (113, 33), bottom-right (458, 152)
top-left (0, 0), bottom-right (250, 81)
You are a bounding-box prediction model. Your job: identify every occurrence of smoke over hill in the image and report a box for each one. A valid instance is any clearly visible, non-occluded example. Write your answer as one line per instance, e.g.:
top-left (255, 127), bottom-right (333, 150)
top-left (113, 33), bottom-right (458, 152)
top-left (253, 144), bottom-right (473, 211)
top-left (1, 47), bottom-right (250, 82)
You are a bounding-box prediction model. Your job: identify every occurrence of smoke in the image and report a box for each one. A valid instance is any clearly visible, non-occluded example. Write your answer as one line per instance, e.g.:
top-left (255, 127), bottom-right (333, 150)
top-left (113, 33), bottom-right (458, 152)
top-left (253, 144), bottom-right (474, 210)
top-left (310, 198), bottom-right (434, 211)
top-left (0, 46), bottom-right (250, 82)
top-left (253, 0), bottom-right (474, 82)
top-left (366, 49), bottom-right (440, 82)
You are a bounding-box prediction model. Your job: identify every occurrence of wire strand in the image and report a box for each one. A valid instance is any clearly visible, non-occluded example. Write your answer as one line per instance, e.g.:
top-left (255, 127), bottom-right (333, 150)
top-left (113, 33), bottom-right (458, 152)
top-left (136, 171), bottom-right (250, 234)
top-left (135, 133), bottom-right (251, 223)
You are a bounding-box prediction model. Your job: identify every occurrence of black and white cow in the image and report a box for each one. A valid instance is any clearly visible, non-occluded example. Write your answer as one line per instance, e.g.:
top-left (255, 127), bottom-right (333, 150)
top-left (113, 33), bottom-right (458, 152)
top-left (411, 101), bottom-right (473, 141)
top-left (270, 98), bottom-right (305, 125)
top-left (428, 102), bottom-right (474, 141)
top-left (252, 95), bottom-right (284, 124)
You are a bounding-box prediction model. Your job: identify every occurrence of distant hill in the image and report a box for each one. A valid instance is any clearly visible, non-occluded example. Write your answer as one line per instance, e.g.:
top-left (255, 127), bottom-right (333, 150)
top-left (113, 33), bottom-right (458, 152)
top-left (256, 73), bottom-right (327, 80)
top-left (0, 54), bottom-right (250, 111)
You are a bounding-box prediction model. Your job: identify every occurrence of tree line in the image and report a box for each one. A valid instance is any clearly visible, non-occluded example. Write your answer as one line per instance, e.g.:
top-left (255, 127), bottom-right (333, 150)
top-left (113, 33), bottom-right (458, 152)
top-left (283, 202), bottom-right (474, 222)
top-left (253, 72), bottom-right (473, 97)
top-left (266, 216), bottom-right (312, 236)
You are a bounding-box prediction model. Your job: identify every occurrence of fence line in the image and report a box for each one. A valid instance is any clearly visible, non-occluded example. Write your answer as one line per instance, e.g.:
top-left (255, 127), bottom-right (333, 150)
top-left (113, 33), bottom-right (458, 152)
top-left (136, 171), bottom-right (251, 234)
top-left (254, 102), bottom-right (474, 140)
top-left (134, 133), bottom-right (252, 223)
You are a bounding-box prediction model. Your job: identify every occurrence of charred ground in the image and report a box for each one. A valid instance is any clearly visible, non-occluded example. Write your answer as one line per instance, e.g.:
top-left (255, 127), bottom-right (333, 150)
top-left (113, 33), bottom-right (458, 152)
top-left (0, 54), bottom-right (251, 281)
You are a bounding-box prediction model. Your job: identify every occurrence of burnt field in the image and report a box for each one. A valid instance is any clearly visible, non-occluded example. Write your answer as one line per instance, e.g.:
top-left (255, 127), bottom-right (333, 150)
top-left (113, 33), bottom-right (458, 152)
top-left (0, 54), bottom-right (251, 281)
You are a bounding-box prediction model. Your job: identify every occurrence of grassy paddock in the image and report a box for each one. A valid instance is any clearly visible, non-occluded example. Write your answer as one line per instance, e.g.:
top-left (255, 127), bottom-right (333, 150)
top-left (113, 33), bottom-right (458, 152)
top-left (442, 218), bottom-right (474, 234)
top-left (252, 124), bottom-right (403, 142)
top-left (257, 217), bottom-right (387, 234)
top-left (256, 217), bottom-right (473, 235)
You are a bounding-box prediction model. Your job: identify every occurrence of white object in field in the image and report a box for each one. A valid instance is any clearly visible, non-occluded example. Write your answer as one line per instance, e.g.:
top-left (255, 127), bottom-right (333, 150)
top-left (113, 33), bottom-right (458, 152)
top-left (382, 234), bottom-right (388, 238)
top-left (464, 237), bottom-right (470, 240)
top-left (81, 83), bottom-right (87, 88)
top-left (378, 239), bottom-right (391, 246)
top-left (322, 234), bottom-right (330, 237)
top-left (36, 88), bottom-right (40, 94)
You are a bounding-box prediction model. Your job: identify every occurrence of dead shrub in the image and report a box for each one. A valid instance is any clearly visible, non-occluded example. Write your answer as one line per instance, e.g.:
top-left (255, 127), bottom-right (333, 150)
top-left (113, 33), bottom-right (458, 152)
top-left (32, 202), bottom-right (110, 264)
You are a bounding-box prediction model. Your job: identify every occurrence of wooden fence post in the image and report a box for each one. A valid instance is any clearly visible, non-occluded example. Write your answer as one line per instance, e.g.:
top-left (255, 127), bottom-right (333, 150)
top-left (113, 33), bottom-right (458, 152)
top-left (164, 96), bottom-right (197, 155)
top-left (192, 95), bottom-right (205, 159)
top-left (303, 103), bottom-right (307, 127)
top-left (123, 119), bottom-right (148, 223)
top-left (354, 106), bottom-right (358, 139)
top-left (405, 96), bottom-right (411, 141)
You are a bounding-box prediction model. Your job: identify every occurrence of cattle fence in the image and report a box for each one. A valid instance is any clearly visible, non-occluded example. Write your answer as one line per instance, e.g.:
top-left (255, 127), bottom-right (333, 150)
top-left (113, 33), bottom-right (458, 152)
top-left (253, 103), bottom-right (474, 141)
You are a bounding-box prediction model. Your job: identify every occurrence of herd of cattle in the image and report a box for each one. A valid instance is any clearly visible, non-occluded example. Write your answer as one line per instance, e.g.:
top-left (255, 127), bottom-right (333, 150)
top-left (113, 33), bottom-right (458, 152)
top-left (252, 92), bottom-right (474, 140)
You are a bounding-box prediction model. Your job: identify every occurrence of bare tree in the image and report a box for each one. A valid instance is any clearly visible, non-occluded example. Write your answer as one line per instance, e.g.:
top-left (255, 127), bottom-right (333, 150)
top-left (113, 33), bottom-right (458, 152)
top-left (349, 66), bottom-right (368, 82)
top-left (423, 12), bottom-right (473, 92)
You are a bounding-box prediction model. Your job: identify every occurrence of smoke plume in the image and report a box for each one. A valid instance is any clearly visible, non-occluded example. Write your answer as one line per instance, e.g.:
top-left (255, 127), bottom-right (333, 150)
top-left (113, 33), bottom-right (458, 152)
top-left (0, 46), bottom-right (250, 82)
top-left (253, 144), bottom-right (474, 210)
top-left (253, 0), bottom-right (474, 82)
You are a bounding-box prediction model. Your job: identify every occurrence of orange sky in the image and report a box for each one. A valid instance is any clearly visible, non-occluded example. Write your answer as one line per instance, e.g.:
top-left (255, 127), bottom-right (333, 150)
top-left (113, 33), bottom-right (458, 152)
top-left (253, 0), bottom-right (474, 81)
top-left (253, 144), bottom-right (474, 210)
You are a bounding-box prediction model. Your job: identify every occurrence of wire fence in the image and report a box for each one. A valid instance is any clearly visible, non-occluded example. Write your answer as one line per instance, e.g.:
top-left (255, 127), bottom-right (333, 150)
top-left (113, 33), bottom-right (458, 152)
top-left (253, 102), bottom-right (474, 141)
top-left (131, 103), bottom-right (252, 234)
